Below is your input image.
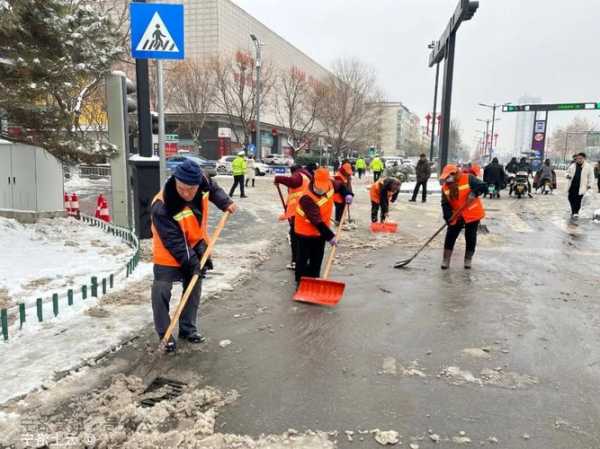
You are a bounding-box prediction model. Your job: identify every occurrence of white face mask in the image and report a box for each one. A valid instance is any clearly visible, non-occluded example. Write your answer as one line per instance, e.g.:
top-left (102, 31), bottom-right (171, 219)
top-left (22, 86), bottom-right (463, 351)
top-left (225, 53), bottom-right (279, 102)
top-left (314, 188), bottom-right (325, 195)
top-left (445, 175), bottom-right (455, 183)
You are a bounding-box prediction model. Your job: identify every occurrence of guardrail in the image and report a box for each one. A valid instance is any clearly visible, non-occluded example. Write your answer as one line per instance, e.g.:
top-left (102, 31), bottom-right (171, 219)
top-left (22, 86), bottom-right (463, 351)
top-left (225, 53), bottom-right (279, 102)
top-left (0, 215), bottom-right (141, 342)
top-left (79, 164), bottom-right (111, 178)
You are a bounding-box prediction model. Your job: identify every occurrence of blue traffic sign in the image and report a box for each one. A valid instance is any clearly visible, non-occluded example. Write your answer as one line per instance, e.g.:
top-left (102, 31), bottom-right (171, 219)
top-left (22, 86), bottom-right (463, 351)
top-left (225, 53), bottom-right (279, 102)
top-left (130, 3), bottom-right (184, 60)
top-left (246, 144), bottom-right (256, 155)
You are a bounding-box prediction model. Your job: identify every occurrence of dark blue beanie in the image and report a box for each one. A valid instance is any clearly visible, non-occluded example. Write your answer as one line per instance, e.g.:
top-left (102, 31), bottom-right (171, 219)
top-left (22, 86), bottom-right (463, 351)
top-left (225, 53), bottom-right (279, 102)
top-left (174, 159), bottom-right (202, 185)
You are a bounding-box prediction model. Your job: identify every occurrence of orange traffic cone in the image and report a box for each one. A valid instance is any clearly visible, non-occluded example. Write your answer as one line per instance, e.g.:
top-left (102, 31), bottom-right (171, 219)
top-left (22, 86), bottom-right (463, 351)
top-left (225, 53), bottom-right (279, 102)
top-left (95, 194), bottom-right (103, 219)
top-left (99, 198), bottom-right (111, 223)
top-left (70, 193), bottom-right (81, 219)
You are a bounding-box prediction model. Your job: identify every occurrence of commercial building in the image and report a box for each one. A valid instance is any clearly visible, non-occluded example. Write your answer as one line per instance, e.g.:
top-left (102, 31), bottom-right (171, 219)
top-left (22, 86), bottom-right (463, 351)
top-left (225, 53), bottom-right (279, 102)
top-left (159, 0), bottom-right (331, 159)
top-left (373, 102), bottom-right (421, 157)
top-left (513, 95), bottom-right (542, 155)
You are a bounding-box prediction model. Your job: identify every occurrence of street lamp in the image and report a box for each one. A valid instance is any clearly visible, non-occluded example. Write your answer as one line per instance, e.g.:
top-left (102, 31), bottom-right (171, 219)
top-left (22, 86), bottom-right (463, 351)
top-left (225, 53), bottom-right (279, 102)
top-left (427, 40), bottom-right (440, 162)
top-left (478, 102), bottom-right (503, 156)
top-left (250, 33), bottom-right (263, 160)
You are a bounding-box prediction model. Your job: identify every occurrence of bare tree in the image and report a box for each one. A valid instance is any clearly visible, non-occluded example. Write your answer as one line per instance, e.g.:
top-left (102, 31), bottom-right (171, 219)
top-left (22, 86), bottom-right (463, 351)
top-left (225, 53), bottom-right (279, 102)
top-left (274, 66), bottom-right (326, 152)
top-left (211, 51), bottom-right (273, 146)
top-left (165, 59), bottom-right (216, 144)
top-left (318, 58), bottom-right (384, 155)
top-left (549, 117), bottom-right (596, 162)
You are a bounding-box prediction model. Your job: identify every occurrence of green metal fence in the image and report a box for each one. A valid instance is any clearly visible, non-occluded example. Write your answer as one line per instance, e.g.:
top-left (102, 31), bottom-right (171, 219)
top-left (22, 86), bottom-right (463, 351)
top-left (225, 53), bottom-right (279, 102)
top-left (0, 215), bottom-right (142, 342)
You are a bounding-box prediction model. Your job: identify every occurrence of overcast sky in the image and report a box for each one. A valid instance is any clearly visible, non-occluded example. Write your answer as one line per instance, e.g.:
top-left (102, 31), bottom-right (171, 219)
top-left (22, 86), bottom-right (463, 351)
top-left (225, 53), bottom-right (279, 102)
top-left (232, 0), bottom-right (600, 155)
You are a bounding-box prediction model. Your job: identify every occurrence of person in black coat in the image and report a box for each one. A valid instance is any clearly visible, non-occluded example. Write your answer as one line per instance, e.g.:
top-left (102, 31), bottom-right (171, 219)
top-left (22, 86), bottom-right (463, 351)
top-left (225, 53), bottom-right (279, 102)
top-left (483, 157), bottom-right (506, 198)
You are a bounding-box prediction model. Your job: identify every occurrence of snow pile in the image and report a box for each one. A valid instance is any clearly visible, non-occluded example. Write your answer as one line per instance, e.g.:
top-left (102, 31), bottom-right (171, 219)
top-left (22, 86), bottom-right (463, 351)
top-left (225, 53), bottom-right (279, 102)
top-left (0, 216), bottom-right (133, 309)
top-left (64, 171), bottom-right (110, 194)
top-left (11, 374), bottom-right (334, 449)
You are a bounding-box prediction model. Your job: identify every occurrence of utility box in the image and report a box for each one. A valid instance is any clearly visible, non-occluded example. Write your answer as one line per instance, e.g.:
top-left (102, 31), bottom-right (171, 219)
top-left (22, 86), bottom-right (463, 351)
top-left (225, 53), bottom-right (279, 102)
top-left (0, 140), bottom-right (64, 220)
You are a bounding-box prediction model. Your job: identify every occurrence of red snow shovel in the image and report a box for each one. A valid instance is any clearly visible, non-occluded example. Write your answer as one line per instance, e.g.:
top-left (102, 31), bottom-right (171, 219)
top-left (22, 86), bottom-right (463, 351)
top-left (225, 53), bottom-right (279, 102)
top-left (293, 205), bottom-right (348, 306)
top-left (370, 221), bottom-right (398, 233)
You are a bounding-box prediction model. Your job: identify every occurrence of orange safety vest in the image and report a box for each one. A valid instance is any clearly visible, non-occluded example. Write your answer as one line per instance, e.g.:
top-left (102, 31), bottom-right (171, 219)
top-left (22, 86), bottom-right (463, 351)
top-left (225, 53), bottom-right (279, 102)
top-left (284, 173), bottom-right (311, 219)
top-left (442, 174), bottom-right (485, 224)
top-left (294, 184), bottom-right (335, 237)
top-left (369, 178), bottom-right (393, 204)
top-left (151, 190), bottom-right (210, 267)
top-left (333, 170), bottom-right (350, 203)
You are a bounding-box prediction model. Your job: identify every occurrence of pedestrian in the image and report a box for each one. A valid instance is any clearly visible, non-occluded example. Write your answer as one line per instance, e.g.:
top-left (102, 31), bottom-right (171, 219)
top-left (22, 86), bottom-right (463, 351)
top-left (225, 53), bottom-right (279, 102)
top-left (245, 155), bottom-right (256, 188)
top-left (594, 161), bottom-right (600, 193)
top-left (370, 177), bottom-right (401, 223)
top-left (566, 152), bottom-right (594, 219)
top-left (535, 159), bottom-right (556, 193)
top-left (439, 164), bottom-right (487, 270)
top-left (410, 153), bottom-right (432, 202)
top-left (483, 157), bottom-right (506, 198)
top-left (355, 156), bottom-right (367, 179)
top-left (229, 150), bottom-right (247, 198)
top-left (294, 167), bottom-right (352, 286)
top-left (274, 165), bottom-right (313, 270)
top-left (332, 158), bottom-right (340, 173)
top-left (151, 159), bottom-right (237, 352)
top-left (370, 155), bottom-right (384, 182)
top-left (333, 161), bottom-right (353, 225)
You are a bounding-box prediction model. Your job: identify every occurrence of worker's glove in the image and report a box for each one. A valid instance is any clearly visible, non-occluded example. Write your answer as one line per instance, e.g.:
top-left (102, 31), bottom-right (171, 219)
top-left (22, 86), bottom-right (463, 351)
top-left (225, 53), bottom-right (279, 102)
top-left (328, 237), bottom-right (337, 247)
top-left (182, 255), bottom-right (202, 278)
top-left (345, 194), bottom-right (353, 205)
top-left (194, 242), bottom-right (214, 272)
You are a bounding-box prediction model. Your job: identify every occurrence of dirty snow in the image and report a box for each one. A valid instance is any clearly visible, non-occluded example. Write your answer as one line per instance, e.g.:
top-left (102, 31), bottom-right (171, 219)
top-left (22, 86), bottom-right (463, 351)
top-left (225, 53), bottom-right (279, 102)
top-left (3, 374), bottom-right (335, 448)
top-left (0, 216), bottom-right (133, 309)
top-left (373, 429), bottom-right (401, 445)
top-left (440, 366), bottom-right (538, 389)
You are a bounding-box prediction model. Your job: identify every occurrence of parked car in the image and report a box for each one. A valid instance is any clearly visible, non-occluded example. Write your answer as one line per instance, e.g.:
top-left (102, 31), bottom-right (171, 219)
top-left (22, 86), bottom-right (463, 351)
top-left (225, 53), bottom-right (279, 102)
top-left (254, 161), bottom-right (269, 176)
top-left (217, 155), bottom-right (237, 175)
top-left (166, 155), bottom-right (217, 177)
top-left (262, 154), bottom-right (294, 166)
top-left (383, 156), bottom-right (404, 168)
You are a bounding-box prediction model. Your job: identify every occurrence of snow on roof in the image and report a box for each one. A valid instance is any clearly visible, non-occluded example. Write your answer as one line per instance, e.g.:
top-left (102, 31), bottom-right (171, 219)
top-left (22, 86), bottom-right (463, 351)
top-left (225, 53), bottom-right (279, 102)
top-left (129, 154), bottom-right (160, 162)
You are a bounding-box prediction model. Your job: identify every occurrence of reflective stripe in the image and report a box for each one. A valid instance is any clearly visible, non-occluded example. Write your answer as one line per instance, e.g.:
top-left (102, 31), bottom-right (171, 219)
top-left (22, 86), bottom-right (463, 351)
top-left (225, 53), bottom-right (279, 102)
top-left (173, 210), bottom-right (195, 221)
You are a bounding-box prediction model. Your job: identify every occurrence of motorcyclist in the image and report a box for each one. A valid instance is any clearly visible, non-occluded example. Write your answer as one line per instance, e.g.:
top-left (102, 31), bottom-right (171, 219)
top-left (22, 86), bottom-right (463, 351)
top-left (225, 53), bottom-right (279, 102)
top-left (483, 157), bottom-right (506, 198)
top-left (505, 157), bottom-right (519, 174)
top-left (517, 157), bottom-right (533, 198)
top-left (536, 159), bottom-right (556, 194)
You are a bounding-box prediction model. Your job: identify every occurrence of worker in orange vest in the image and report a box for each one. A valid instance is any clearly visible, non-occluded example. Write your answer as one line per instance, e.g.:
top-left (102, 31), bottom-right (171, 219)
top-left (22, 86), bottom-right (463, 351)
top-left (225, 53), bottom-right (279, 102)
top-left (370, 177), bottom-right (401, 223)
top-left (333, 161), bottom-right (353, 224)
top-left (294, 167), bottom-right (352, 285)
top-left (151, 160), bottom-right (237, 353)
top-left (274, 165), bottom-right (313, 270)
top-left (439, 164), bottom-right (487, 270)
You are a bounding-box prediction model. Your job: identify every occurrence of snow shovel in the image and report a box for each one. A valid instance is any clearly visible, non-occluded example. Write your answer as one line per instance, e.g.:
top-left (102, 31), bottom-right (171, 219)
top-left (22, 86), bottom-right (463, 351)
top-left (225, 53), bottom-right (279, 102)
top-left (275, 183), bottom-right (292, 223)
top-left (293, 205), bottom-right (348, 306)
top-left (393, 201), bottom-right (472, 269)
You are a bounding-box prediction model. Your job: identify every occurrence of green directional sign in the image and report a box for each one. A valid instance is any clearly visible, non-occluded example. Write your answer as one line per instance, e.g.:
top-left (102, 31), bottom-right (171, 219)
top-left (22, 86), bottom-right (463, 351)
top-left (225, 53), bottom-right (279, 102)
top-left (503, 102), bottom-right (600, 112)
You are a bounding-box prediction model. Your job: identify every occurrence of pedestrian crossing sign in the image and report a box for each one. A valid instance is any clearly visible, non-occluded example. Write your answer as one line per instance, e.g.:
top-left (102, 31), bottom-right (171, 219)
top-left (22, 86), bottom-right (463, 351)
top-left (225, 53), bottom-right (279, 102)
top-left (130, 3), bottom-right (184, 60)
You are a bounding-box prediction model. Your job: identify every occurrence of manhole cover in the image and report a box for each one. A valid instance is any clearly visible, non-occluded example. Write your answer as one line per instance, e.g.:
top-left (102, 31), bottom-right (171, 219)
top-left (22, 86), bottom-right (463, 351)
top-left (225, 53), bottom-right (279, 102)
top-left (140, 377), bottom-right (186, 407)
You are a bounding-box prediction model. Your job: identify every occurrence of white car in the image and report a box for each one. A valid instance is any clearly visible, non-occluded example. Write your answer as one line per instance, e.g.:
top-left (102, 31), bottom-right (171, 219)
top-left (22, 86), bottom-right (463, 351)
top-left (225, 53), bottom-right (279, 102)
top-left (263, 154), bottom-right (294, 166)
top-left (254, 161), bottom-right (269, 176)
top-left (384, 156), bottom-right (404, 168)
top-left (217, 155), bottom-right (236, 175)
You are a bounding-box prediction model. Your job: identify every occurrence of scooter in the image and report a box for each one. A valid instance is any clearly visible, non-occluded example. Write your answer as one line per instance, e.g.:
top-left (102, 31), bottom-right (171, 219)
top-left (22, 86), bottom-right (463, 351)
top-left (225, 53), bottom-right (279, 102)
top-left (513, 171), bottom-right (529, 198)
top-left (540, 178), bottom-right (553, 195)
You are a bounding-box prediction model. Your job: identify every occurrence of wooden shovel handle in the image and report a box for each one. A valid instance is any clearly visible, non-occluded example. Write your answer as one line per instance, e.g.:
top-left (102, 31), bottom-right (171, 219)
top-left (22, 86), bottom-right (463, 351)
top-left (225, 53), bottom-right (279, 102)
top-left (322, 204), bottom-right (348, 279)
top-left (275, 183), bottom-right (287, 211)
top-left (161, 211), bottom-right (231, 347)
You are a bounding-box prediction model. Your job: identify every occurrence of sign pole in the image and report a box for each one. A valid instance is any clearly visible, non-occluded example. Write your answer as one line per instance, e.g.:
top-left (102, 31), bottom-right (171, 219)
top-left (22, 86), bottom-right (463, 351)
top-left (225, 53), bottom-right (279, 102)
top-left (157, 60), bottom-right (167, 186)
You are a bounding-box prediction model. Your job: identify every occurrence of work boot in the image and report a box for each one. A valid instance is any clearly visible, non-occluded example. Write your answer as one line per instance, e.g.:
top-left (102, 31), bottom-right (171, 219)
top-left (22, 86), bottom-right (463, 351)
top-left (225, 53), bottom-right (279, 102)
top-left (409, 198), bottom-right (416, 202)
top-left (179, 333), bottom-right (206, 344)
top-left (441, 249), bottom-right (453, 270)
top-left (464, 252), bottom-right (474, 269)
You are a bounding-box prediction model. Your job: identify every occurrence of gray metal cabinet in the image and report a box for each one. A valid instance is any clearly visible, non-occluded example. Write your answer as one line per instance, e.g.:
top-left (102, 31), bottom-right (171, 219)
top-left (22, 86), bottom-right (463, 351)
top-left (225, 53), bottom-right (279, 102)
top-left (0, 141), bottom-right (63, 212)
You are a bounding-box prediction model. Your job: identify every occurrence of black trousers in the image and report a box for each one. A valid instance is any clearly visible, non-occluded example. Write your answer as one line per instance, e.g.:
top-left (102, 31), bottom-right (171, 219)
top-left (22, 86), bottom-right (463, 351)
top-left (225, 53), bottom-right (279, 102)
top-left (295, 236), bottom-right (326, 284)
top-left (373, 171), bottom-right (382, 182)
top-left (334, 201), bottom-right (345, 223)
top-left (444, 220), bottom-right (479, 253)
top-left (371, 201), bottom-right (386, 223)
top-left (358, 169), bottom-right (365, 179)
top-left (229, 175), bottom-right (245, 197)
top-left (245, 177), bottom-right (255, 187)
top-left (289, 220), bottom-right (298, 264)
top-left (411, 180), bottom-right (428, 201)
top-left (568, 190), bottom-right (584, 215)
top-left (597, 179), bottom-right (600, 193)
top-left (151, 265), bottom-right (202, 339)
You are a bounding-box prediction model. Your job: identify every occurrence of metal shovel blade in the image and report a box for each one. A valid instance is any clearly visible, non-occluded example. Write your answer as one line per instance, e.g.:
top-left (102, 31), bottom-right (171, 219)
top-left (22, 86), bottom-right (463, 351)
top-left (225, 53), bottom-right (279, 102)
top-left (393, 257), bottom-right (413, 269)
top-left (293, 276), bottom-right (345, 307)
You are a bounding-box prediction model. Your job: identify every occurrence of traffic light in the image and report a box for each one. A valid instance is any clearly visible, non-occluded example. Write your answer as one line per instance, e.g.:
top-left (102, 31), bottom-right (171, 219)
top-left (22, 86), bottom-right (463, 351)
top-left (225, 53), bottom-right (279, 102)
top-left (125, 78), bottom-right (137, 113)
top-left (151, 112), bottom-right (159, 135)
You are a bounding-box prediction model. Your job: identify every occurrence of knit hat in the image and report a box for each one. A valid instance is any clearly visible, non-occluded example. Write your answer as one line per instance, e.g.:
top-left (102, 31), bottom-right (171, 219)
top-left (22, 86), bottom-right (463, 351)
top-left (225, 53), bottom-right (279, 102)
top-left (440, 164), bottom-right (458, 181)
top-left (174, 159), bottom-right (202, 185)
